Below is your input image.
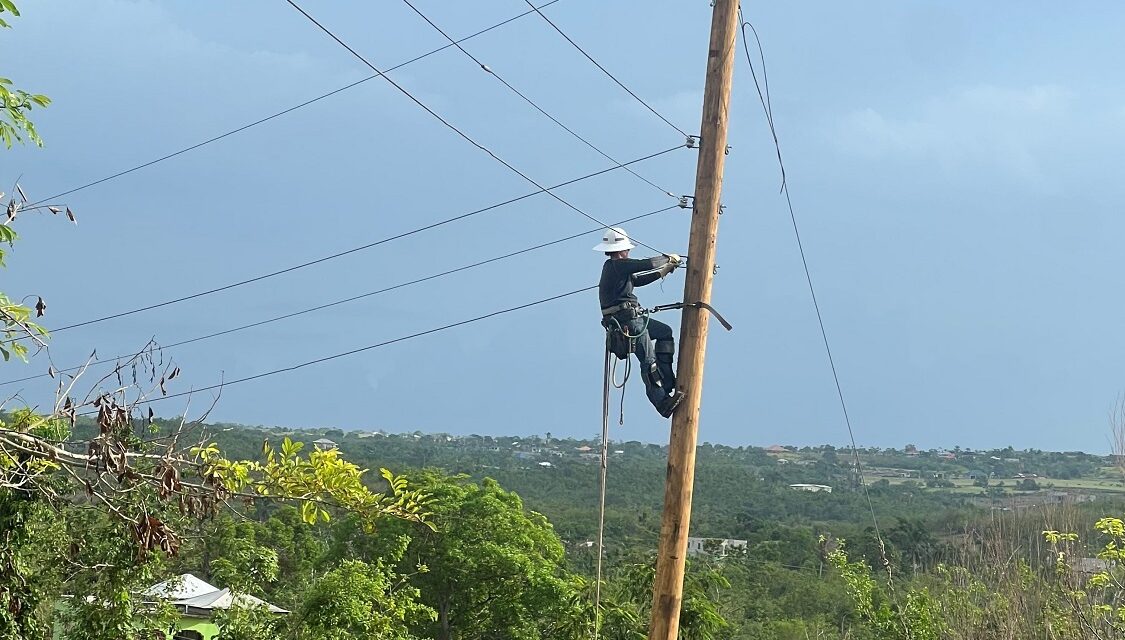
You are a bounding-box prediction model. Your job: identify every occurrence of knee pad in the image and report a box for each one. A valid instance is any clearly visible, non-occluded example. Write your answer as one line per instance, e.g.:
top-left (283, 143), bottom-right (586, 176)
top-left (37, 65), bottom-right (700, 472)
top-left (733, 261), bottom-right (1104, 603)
top-left (655, 340), bottom-right (675, 363)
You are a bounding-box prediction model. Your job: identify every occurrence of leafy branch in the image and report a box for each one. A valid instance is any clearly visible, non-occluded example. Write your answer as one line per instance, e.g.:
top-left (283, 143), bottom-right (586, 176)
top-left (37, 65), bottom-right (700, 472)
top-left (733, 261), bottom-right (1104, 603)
top-left (0, 1), bottom-right (50, 148)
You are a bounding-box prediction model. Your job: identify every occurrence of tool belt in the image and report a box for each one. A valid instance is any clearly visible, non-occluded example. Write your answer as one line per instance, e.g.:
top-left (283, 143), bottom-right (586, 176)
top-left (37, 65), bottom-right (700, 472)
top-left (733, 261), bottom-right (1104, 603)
top-left (600, 302), bottom-right (640, 318)
top-left (600, 302), bottom-right (643, 360)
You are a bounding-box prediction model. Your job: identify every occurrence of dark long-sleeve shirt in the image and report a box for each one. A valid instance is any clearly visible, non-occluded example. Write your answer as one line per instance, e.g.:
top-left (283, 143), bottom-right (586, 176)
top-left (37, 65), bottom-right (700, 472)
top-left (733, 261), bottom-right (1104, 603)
top-left (598, 256), bottom-right (671, 310)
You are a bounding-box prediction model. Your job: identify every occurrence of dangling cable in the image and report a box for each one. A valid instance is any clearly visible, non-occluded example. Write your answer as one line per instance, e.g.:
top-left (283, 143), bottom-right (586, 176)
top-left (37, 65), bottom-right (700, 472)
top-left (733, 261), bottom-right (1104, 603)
top-left (610, 349), bottom-right (630, 419)
top-left (617, 358), bottom-right (629, 426)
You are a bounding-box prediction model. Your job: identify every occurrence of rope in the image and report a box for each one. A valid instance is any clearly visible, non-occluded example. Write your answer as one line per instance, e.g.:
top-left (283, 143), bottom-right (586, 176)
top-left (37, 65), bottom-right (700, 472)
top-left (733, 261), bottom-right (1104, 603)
top-left (609, 353), bottom-right (630, 425)
top-left (595, 342), bottom-right (612, 640)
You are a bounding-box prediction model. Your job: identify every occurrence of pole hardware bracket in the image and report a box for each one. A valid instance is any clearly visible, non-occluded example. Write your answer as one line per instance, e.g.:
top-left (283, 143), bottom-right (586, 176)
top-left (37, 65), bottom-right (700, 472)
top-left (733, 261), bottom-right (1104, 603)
top-left (678, 195), bottom-right (693, 209)
top-left (685, 135), bottom-right (699, 149)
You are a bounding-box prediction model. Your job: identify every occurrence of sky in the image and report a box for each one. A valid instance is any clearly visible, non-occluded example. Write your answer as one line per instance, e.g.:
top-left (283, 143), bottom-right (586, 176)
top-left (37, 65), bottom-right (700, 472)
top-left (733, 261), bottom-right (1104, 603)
top-left (2, 1), bottom-right (1124, 452)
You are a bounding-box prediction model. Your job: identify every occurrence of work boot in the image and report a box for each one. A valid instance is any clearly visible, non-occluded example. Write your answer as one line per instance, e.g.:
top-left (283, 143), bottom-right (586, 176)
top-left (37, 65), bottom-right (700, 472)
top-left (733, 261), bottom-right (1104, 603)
top-left (657, 391), bottom-right (685, 418)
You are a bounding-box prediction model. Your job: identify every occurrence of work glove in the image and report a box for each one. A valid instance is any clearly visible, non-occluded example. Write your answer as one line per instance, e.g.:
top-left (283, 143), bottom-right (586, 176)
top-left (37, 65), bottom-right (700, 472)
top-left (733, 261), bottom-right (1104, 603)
top-left (664, 253), bottom-right (682, 267)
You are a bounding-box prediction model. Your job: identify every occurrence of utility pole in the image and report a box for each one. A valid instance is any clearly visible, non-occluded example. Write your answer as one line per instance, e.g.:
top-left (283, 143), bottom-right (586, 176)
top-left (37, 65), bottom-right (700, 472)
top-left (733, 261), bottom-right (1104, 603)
top-left (648, 1), bottom-right (739, 639)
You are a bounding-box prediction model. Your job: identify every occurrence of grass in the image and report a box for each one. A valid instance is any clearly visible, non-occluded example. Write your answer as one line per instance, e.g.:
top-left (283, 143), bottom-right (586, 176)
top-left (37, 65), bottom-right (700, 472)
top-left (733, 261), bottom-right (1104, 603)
top-left (862, 475), bottom-right (1125, 495)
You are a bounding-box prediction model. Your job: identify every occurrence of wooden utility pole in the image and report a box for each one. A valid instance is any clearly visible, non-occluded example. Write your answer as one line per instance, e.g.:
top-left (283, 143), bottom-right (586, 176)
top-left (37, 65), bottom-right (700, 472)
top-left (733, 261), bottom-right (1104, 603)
top-left (648, 1), bottom-right (739, 639)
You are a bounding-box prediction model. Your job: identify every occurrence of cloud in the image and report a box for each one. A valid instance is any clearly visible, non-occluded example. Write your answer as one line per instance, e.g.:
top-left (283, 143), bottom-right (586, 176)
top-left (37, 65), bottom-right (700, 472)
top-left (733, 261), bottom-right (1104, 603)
top-left (835, 84), bottom-right (1076, 183)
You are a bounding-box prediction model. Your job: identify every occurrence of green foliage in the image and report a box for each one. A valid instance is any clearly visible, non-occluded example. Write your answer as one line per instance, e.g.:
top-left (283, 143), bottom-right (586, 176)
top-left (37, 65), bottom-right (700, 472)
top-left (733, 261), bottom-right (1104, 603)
top-left (0, 1), bottom-right (51, 148)
top-left (376, 472), bottom-right (580, 640)
top-left (1043, 517), bottom-right (1125, 637)
top-left (0, 285), bottom-right (48, 362)
top-left (0, 0), bottom-right (51, 361)
top-left (194, 436), bottom-right (434, 529)
top-left (827, 539), bottom-right (946, 640)
top-left (55, 507), bottom-right (178, 640)
top-left (0, 491), bottom-right (63, 639)
top-left (212, 605), bottom-right (286, 640)
top-left (298, 558), bottom-right (435, 640)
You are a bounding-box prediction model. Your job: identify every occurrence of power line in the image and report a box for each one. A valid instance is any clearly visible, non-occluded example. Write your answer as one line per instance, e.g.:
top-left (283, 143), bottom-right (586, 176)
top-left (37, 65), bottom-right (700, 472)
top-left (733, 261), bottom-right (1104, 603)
top-left (2, 205), bottom-right (676, 387)
top-left (736, 10), bottom-right (893, 585)
top-left (7, 143), bottom-right (682, 343)
top-left (27, 0), bottom-right (564, 206)
top-left (399, 0), bottom-right (675, 199)
top-left (521, 0), bottom-right (690, 140)
top-left (94, 284), bottom-right (597, 409)
top-left (283, 0), bottom-right (671, 255)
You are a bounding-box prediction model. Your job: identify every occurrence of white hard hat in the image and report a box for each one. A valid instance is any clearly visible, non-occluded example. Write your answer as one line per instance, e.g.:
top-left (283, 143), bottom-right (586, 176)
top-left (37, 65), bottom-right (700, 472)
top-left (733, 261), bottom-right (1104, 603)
top-left (592, 227), bottom-right (635, 252)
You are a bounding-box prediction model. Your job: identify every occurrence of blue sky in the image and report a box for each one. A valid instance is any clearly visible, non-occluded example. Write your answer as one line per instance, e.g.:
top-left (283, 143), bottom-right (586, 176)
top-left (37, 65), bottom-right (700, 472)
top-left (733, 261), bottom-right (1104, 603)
top-left (3, 1), bottom-right (1124, 451)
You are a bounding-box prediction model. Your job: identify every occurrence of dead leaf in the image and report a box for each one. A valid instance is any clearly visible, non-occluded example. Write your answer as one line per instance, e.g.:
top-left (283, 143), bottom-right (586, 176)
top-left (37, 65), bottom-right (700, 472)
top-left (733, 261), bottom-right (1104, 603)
top-left (15, 183), bottom-right (27, 202)
top-left (34, 296), bottom-right (45, 317)
top-left (48, 206), bottom-right (60, 214)
top-left (47, 365), bottom-right (56, 379)
top-left (65, 207), bottom-right (76, 224)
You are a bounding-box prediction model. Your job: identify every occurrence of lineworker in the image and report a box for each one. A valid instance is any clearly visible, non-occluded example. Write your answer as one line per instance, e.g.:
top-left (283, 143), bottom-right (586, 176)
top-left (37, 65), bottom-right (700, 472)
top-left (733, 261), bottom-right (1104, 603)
top-left (595, 227), bottom-right (685, 418)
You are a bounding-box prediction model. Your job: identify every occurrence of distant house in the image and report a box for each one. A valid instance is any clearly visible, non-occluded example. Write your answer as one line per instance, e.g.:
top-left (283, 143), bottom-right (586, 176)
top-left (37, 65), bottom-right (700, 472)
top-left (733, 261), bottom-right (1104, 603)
top-left (537, 461), bottom-right (553, 468)
top-left (686, 537), bottom-right (748, 557)
top-left (311, 438), bottom-right (338, 450)
top-left (1071, 557), bottom-right (1113, 575)
top-left (967, 470), bottom-right (989, 480)
top-left (789, 483), bottom-right (832, 493)
top-left (138, 574), bottom-right (288, 639)
top-left (764, 445), bottom-right (790, 454)
top-left (575, 445), bottom-right (594, 453)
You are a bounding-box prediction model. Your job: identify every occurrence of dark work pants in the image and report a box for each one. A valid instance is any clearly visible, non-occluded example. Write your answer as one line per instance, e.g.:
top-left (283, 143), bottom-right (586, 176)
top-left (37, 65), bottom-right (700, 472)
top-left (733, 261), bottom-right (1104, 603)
top-left (626, 316), bottom-right (677, 410)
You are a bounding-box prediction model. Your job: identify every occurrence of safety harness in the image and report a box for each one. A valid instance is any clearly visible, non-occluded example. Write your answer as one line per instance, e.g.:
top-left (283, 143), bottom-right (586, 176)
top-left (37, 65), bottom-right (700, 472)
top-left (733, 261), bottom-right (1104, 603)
top-left (601, 300), bottom-right (733, 361)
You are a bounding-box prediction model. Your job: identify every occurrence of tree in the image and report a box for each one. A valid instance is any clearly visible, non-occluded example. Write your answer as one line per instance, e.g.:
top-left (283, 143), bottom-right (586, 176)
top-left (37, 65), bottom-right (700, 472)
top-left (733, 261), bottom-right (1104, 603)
top-left (371, 472), bottom-right (581, 640)
top-left (608, 558), bottom-right (730, 640)
top-left (886, 518), bottom-right (938, 573)
top-left (298, 557), bottom-right (435, 640)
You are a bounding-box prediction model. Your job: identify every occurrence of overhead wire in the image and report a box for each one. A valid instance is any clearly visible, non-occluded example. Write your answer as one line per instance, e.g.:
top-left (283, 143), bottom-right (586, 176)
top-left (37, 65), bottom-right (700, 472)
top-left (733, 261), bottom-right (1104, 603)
top-left (4, 143), bottom-right (683, 343)
top-left (80, 284), bottom-right (598, 411)
top-left (26, 0), bottom-right (565, 206)
top-left (1, 205), bottom-right (678, 387)
top-left (521, 0), bottom-right (691, 140)
top-left (283, 0), bottom-right (670, 255)
top-left (399, 0), bottom-right (675, 200)
top-left (736, 6), bottom-right (897, 597)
